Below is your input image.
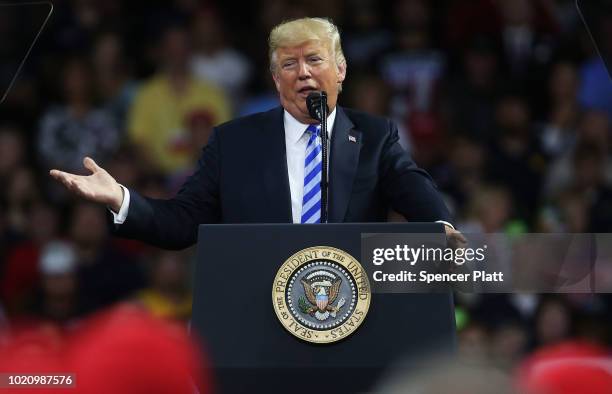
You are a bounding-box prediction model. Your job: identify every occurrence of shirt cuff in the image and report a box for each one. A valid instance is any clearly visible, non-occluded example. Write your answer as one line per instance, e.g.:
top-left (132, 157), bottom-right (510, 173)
top-left (109, 185), bottom-right (130, 224)
top-left (435, 220), bottom-right (454, 230)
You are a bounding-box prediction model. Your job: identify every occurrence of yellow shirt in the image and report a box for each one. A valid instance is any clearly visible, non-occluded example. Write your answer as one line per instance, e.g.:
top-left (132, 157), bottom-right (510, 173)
top-left (137, 289), bottom-right (192, 320)
top-left (128, 75), bottom-right (231, 173)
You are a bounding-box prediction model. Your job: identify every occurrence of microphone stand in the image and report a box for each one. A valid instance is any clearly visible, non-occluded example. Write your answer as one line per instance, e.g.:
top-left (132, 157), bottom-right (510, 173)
top-left (319, 93), bottom-right (329, 223)
top-left (306, 91), bottom-right (330, 223)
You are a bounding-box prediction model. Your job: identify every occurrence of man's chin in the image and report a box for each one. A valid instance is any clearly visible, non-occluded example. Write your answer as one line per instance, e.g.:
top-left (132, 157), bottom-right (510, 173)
top-left (281, 103), bottom-right (310, 122)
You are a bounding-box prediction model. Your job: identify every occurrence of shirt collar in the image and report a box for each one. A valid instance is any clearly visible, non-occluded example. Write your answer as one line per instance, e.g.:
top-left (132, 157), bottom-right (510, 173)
top-left (284, 107), bottom-right (337, 144)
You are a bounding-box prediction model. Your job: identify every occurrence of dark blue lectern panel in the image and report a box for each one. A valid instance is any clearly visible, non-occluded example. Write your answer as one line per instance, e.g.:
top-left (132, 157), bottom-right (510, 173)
top-left (192, 223), bottom-right (455, 393)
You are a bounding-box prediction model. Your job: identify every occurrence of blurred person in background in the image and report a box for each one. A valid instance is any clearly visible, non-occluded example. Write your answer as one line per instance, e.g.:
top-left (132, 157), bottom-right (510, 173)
top-left (445, 0), bottom-right (559, 117)
top-left (380, 0), bottom-right (446, 168)
top-left (37, 57), bottom-right (120, 174)
top-left (190, 7), bottom-right (251, 109)
top-left (342, 0), bottom-right (392, 73)
top-left (381, 0), bottom-right (441, 105)
top-left (68, 201), bottom-right (145, 314)
top-left (457, 320), bottom-right (489, 362)
top-left (539, 61), bottom-right (580, 158)
top-left (343, 73), bottom-right (393, 118)
top-left (0, 201), bottom-right (60, 316)
top-left (570, 296), bottom-right (612, 348)
top-left (486, 91), bottom-right (548, 224)
top-left (238, 66), bottom-right (280, 116)
top-left (343, 73), bottom-right (401, 145)
top-left (91, 31), bottom-right (139, 127)
top-left (127, 25), bottom-right (231, 176)
top-left (538, 190), bottom-right (589, 233)
top-left (496, 0), bottom-right (556, 77)
top-left (374, 354), bottom-right (513, 394)
top-left (66, 305), bottom-right (211, 394)
top-left (459, 184), bottom-right (513, 234)
top-left (0, 125), bottom-right (26, 184)
top-left (440, 135), bottom-right (486, 210)
top-left (0, 302), bottom-right (6, 335)
top-left (517, 340), bottom-right (612, 394)
top-left (445, 35), bottom-right (502, 142)
top-left (0, 204), bottom-right (8, 277)
top-left (135, 249), bottom-right (193, 322)
top-left (36, 241), bottom-right (79, 324)
top-left (533, 296), bottom-right (574, 348)
top-left (489, 319), bottom-right (529, 370)
top-left (496, 0), bottom-right (557, 117)
top-left (167, 110), bottom-right (215, 193)
top-left (4, 167), bottom-right (42, 236)
top-left (544, 110), bottom-right (612, 199)
top-left (103, 144), bottom-right (147, 193)
top-left (47, 0), bottom-right (124, 53)
top-left (570, 144), bottom-right (612, 232)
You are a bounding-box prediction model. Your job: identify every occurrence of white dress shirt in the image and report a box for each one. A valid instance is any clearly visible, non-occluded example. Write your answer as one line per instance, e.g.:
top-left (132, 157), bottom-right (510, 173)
top-left (111, 108), bottom-right (453, 228)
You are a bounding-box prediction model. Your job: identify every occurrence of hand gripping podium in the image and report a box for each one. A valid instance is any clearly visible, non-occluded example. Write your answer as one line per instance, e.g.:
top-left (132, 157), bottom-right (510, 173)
top-left (192, 223), bottom-right (456, 394)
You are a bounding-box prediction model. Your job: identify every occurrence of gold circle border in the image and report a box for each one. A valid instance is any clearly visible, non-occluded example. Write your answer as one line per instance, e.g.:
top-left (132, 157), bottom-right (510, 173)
top-left (272, 246), bottom-right (371, 344)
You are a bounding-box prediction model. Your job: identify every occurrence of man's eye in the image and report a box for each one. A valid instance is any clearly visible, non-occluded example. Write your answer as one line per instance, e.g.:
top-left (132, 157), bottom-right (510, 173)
top-left (309, 57), bottom-right (322, 62)
top-left (282, 61), bottom-right (296, 69)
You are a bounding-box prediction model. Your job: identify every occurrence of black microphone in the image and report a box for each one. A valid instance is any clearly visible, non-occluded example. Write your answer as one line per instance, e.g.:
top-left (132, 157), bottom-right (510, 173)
top-left (306, 91), bottom-right (329, 122)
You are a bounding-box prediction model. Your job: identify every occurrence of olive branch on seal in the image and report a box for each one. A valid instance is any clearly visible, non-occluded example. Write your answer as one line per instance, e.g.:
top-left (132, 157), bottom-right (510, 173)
top-left (298, 296), bottom-right (314, 314)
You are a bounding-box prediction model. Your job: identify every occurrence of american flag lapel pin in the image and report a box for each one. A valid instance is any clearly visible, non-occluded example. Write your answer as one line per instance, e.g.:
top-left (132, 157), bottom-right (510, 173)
top-left (348, 135), bottom-right (357, 143)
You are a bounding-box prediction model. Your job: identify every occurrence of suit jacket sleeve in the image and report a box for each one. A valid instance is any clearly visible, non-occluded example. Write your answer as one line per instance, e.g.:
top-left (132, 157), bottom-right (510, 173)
top-left (379, 119), bottom-right (452, 223)
top-left (110, 128), bottom-right (222, 250)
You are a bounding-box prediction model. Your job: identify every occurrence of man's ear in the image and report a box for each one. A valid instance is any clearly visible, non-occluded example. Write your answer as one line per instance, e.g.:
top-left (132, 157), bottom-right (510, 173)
top-left (272, 70), bottom-right (281, 92)
top-left (337, 61), bottom-right (347, 84)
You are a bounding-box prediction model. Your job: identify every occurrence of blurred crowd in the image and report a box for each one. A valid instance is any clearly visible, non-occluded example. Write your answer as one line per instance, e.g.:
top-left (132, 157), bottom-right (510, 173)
top-left (0, 0), bottom-right (611, 392)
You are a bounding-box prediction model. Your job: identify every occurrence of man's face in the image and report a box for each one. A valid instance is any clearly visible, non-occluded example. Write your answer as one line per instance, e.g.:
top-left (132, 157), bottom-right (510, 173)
top-left (272, 40), bottom-right (346, 124)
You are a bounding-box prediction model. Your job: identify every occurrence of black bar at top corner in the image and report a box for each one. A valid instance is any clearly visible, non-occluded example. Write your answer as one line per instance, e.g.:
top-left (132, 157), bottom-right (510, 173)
top-left (577, 0), bottom-right (612, 79)
top-left (0, 1), bottom-right (53, 104)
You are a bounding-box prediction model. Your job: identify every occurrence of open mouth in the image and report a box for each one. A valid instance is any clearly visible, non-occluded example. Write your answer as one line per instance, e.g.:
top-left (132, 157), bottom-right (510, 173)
top-left (298, 86), bottom-right (317, 96)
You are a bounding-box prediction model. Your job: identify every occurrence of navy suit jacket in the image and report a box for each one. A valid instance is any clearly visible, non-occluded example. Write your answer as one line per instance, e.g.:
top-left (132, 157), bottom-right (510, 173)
top-left (113, 106), bottom-right (451, 249)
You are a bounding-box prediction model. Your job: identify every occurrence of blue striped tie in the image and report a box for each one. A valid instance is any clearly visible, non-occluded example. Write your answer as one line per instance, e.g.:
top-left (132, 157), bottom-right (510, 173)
top-left (301, 124), bottom-right (322, 223)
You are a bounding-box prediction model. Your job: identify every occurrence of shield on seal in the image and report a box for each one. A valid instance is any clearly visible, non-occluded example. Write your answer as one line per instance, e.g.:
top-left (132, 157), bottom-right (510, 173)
top-left (316, 294), bottom-right (329, 311)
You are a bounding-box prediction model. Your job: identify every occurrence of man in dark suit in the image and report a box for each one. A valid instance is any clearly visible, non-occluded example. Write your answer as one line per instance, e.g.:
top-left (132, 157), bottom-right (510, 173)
top-left (50, 17), bottom-right (461, 250)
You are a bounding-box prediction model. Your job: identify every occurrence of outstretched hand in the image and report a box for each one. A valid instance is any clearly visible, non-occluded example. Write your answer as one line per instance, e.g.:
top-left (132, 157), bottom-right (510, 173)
top-left (445, 225), bottom-right (467, 250)
top-left (49, 157), bottom-right (124, 212)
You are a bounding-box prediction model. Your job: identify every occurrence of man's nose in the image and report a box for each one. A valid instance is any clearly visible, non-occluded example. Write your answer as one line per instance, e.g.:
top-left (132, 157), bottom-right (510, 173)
top-left (298, 60), bottom-right (311, 80)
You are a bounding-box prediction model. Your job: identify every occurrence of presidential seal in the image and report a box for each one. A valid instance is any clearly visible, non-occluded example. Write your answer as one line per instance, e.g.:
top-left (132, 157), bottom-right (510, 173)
top-left (272, 246), bottom-right (371, 344)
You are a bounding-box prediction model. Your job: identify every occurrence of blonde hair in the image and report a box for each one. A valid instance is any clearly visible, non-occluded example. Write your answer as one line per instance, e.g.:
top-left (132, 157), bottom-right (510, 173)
top-left (268, 17), bottom-right (346, 74)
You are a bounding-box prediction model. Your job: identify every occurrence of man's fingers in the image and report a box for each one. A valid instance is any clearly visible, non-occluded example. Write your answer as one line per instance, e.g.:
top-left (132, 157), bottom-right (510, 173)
top-left (50, 169), bottom-right (71, 184)
top-left (65, 176), bottom-right (80, 191)
top-left (50, 169), bottom-right (81, 191)
top-left (83, 157), bottom-right (101, 174)
top-left (50, 167), bottom-right (101, 202)
top-left (451, 232), bottom-right (468, 249)
top-left (454, 231), bottom-right (467, 243)
top-left (49, 169), bottom-right (63, 179)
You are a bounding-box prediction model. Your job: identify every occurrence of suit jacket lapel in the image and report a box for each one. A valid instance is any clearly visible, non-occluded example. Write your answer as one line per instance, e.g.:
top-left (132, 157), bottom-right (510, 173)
top-left (261, 107), bottom-right (293, 222)
top-left (329, 106), bottom-right (360, 222)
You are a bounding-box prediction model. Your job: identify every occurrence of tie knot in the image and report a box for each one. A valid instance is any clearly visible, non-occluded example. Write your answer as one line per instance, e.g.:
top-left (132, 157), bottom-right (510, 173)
top-left (306, 124), bottom-right (321, 136)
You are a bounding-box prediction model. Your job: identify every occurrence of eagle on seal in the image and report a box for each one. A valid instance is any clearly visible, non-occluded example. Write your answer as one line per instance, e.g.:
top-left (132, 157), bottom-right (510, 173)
top-left (299, 269), bottom-right (346, 321)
